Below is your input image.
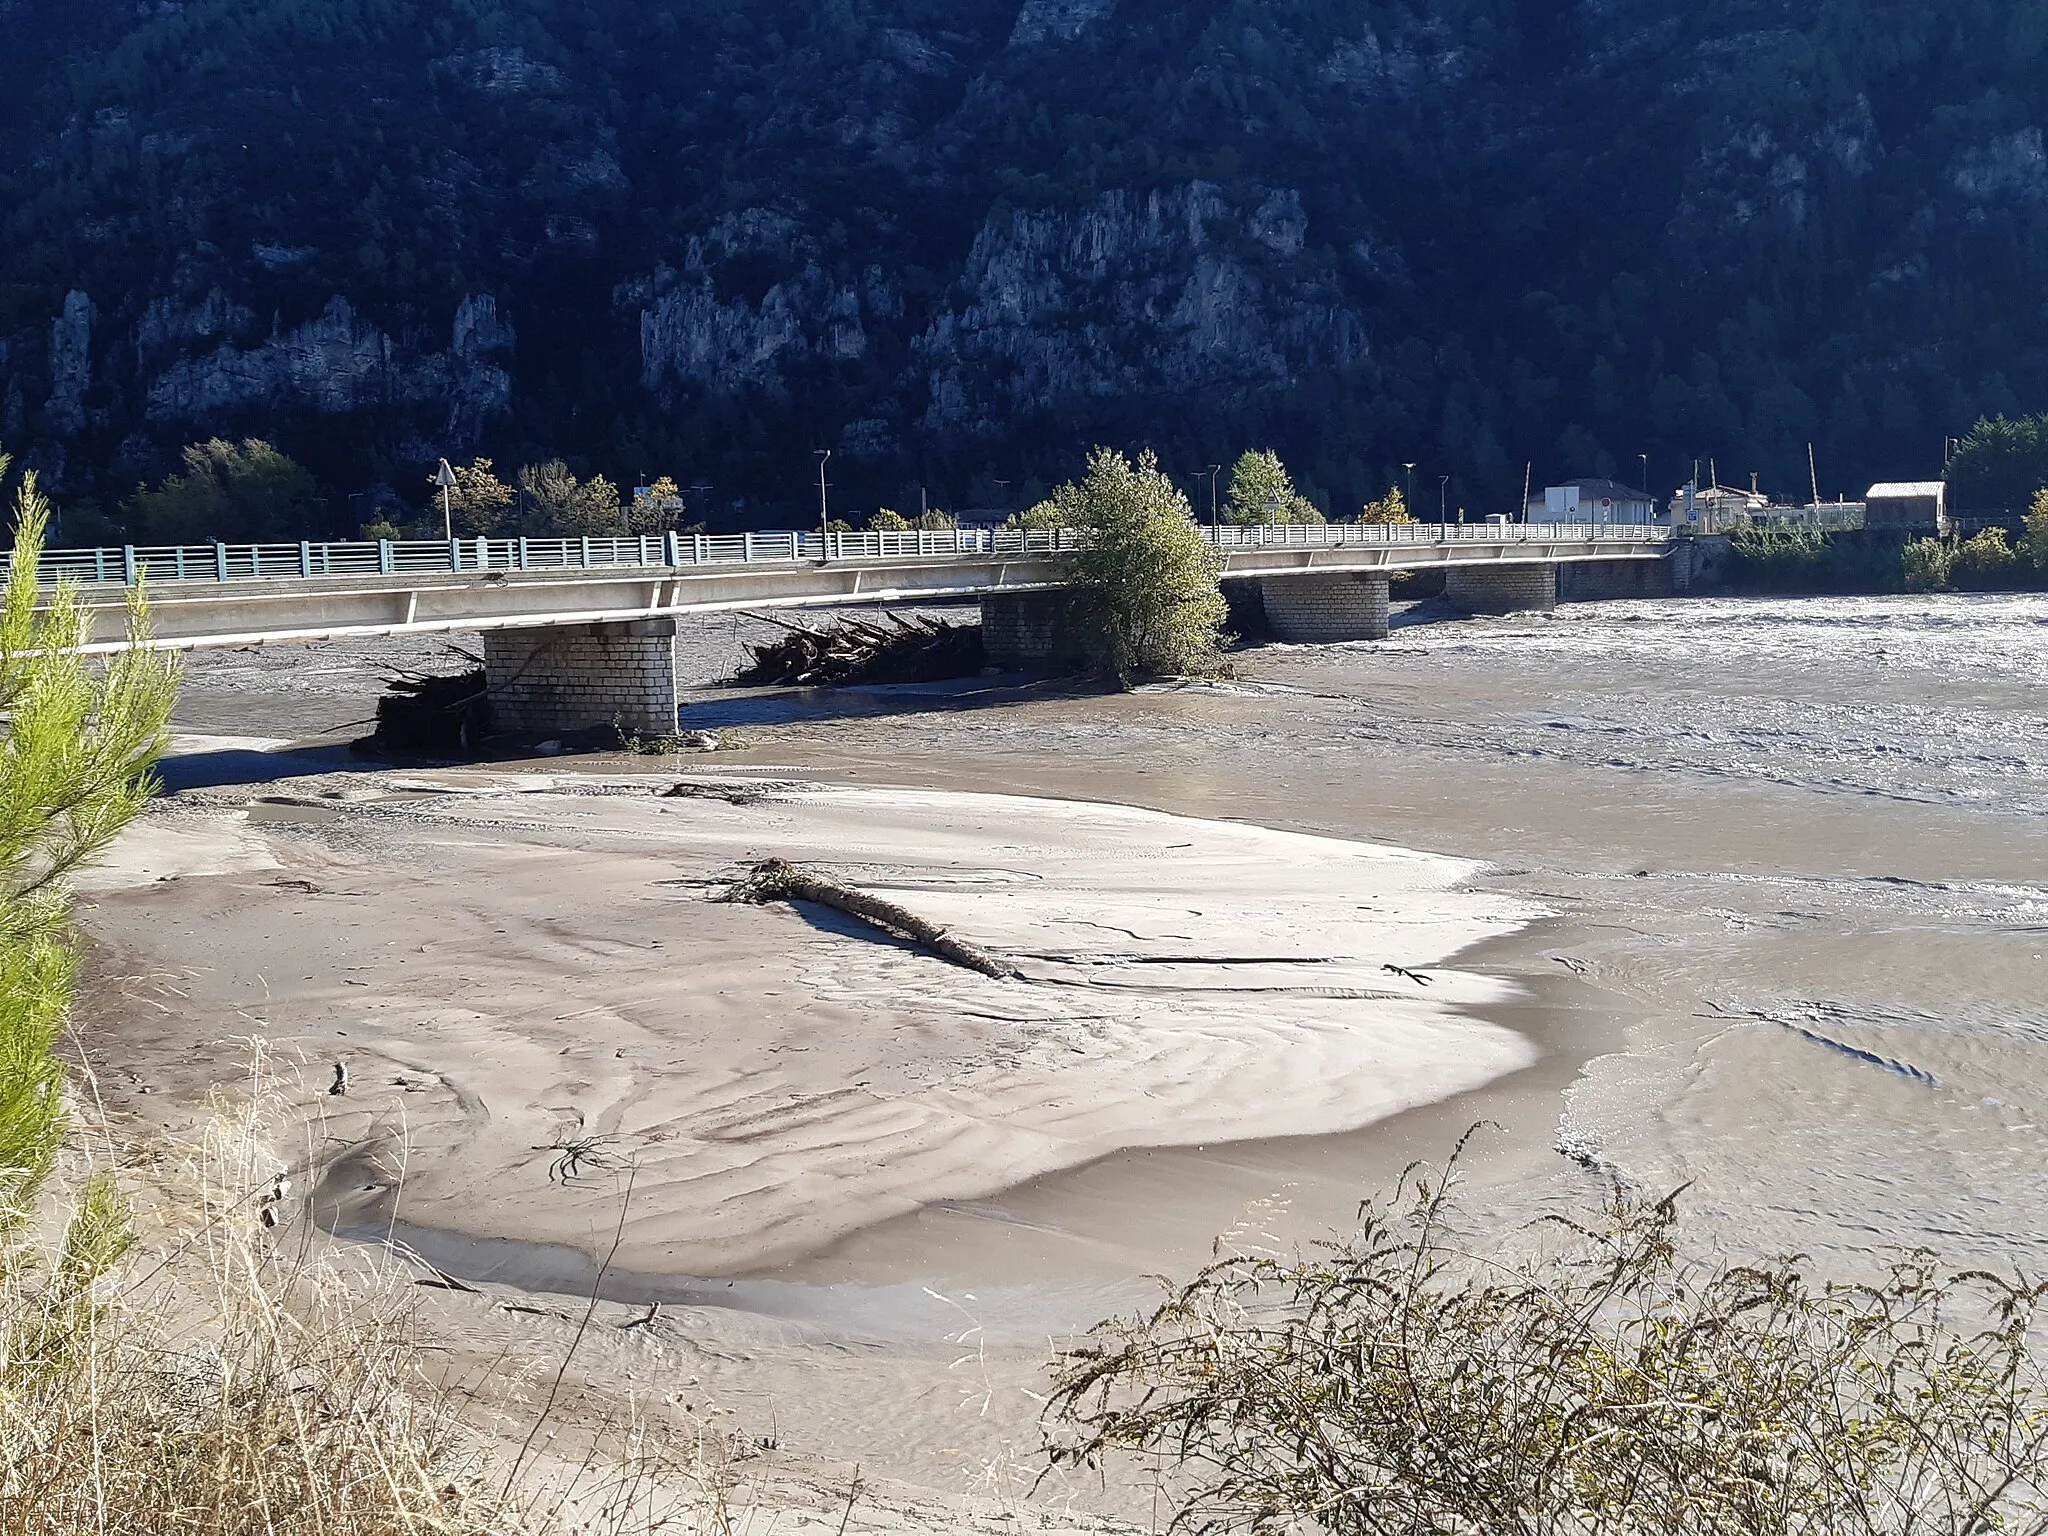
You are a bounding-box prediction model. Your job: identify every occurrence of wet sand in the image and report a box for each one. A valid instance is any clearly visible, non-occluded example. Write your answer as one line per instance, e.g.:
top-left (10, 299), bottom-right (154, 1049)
top-left (73, 592), bottom-right (2048, 1513)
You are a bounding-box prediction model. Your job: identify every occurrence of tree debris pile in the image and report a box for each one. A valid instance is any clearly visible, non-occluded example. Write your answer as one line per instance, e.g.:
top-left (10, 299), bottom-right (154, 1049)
top-left (726, 612), bottom-right (983, 688)
top-left (373, 661), bottom-right (491, 755)
top-left (723, 857), bottom-right (1019, 980)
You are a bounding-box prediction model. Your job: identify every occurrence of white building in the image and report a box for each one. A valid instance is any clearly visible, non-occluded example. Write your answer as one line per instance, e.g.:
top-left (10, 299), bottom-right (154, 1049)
top-left (1526, 478), bottom-right (1661, 525)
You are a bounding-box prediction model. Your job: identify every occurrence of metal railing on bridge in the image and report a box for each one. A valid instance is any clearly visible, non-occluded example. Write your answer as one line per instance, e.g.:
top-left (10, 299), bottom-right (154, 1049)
top-left (10, 520), bottom-right (1672, 588)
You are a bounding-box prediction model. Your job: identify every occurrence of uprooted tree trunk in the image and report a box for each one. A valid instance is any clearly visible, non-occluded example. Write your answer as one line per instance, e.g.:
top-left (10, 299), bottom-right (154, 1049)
top-left (723, 858), bottom-right (1019, 981)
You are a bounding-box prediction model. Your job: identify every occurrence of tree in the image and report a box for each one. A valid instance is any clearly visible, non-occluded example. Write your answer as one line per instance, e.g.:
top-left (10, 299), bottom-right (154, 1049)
top-left (1224, 450), bottom-right (1322, 525)
top-left (1359, 485), bottom-right (1418, 524)
top-left (0, 456), bottom-right (178, 1247)
top-left (514, 460), bottom-right (623, 536)
top-left (1006, 501), bottom-right (1064, 531)
top-left (1049, 447), bottom-right (1226, 680)
top-left (2025, 489), bottom-right (2048, 574)
top-left (430, 457), bottom-right (513, 536)
top-left (627, 474), bottom-right (684, 535)
top-left (1945, 416), bottom-right (2048, 515)
top-left (868, 508), bottom-right (913, 531)
top-left (125, 439), bottom-right (319, 543)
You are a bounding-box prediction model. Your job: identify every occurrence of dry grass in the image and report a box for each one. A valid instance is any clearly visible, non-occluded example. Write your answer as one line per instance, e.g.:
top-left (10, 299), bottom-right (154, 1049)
top-left (0, 1061), bottom-right (765, 1536)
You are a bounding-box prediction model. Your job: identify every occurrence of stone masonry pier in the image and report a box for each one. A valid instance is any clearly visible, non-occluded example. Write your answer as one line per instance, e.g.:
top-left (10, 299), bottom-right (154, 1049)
top-left (981, 590), bottom-right (1089, 667)
top-left (483, 619), bottom-right (678, 738)
top-left (1444, 565), bottom-right (1558, 615)
top-left (1259, 573), bottom-right (1391, 642)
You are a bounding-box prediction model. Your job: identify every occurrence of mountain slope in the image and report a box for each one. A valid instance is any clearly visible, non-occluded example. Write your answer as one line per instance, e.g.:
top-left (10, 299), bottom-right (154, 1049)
top-left (3, 0), bottom-right (2045, 527)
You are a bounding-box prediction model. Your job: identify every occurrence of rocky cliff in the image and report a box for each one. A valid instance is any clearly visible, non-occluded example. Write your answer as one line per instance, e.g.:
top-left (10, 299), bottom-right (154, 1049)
top-left (0, 0), bottom-right (2042, 526)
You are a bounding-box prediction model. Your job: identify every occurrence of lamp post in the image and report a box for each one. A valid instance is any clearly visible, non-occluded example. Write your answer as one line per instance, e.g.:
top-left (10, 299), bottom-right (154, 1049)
top-left (1402, 462), bottom-right (1416, 516)
top-left (1205, 463), bottom-right (1222, 530)
top-left (434, 458), bottom-right (457, 542)
top-left (1638, 453), bottom-right (1649, 495)
top-left (1439, 474), bottom-right (1450, 525)
top-left (815, 450), bottom-right (831, 560)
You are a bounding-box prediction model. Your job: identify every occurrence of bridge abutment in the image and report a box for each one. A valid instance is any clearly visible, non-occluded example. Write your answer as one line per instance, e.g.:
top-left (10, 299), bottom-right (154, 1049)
top-left (483, 620), bottom-right (678, 739)
top-left (1557, 559), bottom-right (1675, 600)
top-left (1444, 565), bottom-right (1558, 615)
top-left (1259, 573), bottom-right (1391, 642)
top-left (981, 591), bottom-right (1088, 668)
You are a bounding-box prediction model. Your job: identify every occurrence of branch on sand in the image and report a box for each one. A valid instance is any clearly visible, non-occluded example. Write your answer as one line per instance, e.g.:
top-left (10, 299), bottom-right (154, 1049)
top-left (723, 858), bottom-right (1020, 981)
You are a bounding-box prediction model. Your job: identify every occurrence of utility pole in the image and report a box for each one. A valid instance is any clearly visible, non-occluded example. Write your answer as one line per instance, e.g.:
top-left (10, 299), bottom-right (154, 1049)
top-left (435, 458), bottom-right (457, 542)
top-left (1638, 453), bottom-right (1649, 495)
top-left (1439, 474), bottom-right (1450, 524)
top-left (1521, 462), bottom-right (1532, 524)
top-left (1205, 463), bottom-right (1222, 530)
top-left (815, 449), bottom-right (832, 560)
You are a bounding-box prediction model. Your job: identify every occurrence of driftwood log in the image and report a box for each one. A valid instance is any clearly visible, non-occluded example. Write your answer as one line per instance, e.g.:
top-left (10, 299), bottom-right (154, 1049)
top-left (725, 858), bottom-right (1019, 981)
top-left (727, 612), bottom-right (982, 688)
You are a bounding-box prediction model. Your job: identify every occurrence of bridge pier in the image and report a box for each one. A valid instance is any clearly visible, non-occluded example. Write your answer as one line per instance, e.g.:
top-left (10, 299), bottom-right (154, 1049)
top-left (1260, 573), bottom-right (1390, 642)
top-left (981, 591), bottom-right (1088, 668)
top-left (1444, 565), bottom-right (1558, 615)
top-left (483, 620), bottom-right (678, 739)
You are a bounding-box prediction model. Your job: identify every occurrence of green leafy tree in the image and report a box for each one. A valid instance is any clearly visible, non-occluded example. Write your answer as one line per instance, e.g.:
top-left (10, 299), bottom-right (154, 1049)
top-left (125, 439), bottom-right (319, 543)
top-left (0, 457), bottom-right (178, 1261)
top-left (2024, 489), bottom-right (2048, 574)
top-left (513, 460), bottom-right (624, 537)
top-left (1224, 450), bottom-right (1322, 525)
top-left (867, 508), bottom-right (912, 531)
top-left (1049, 447), bottom-right (1226, 681)
top-left (430, 457), bottom-right (514, 537)
top-left (1945, 417), bottom-right (2048, 515)
top-left (627, 474), bottom-right (683, 535)
top-left (1359, 485), bottom-right (1417, 525)
top-left (1006, 501), bottom-right (1064, 531)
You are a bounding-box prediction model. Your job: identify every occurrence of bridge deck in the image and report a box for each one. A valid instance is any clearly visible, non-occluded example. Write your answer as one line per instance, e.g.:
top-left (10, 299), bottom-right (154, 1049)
top-left (26, 523), bottom-right (1674, 651)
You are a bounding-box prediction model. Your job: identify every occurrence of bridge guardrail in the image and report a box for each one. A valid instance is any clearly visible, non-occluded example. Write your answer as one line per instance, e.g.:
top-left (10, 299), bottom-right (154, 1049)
top-left (10, 521), bottom-right (1671, 588)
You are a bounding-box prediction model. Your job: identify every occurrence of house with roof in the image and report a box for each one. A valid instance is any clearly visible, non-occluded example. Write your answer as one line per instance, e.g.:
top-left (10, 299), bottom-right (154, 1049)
top-left (1864, 482), bottom-right (1947, 534)
top-left (1526, 478), bottom-right (1661, 525)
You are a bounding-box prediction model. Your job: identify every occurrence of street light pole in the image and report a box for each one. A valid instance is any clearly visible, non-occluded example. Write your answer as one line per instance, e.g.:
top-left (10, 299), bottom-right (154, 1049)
top-left (1402, 462), bottom-right (1416, 516)
top-left (1639, 454), bottom-right (1649, 496)
top-left (1205, 464), bottom-right (1222, 530)
top-left (1439, 474), bottom-right (1450, 525)
top-left (815, 450), bottom-right (832, 560)
top-left (435, 458), bottom-right (457, 542)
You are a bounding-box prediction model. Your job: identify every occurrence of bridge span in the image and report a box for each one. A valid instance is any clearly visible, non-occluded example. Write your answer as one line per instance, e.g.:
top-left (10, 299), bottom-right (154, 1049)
top-left (29, 522), bottom-right (1679, 735)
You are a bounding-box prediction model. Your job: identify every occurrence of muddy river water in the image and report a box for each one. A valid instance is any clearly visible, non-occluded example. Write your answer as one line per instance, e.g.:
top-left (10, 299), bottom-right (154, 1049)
top-left (115, 591), bottom-right (2048, 1502)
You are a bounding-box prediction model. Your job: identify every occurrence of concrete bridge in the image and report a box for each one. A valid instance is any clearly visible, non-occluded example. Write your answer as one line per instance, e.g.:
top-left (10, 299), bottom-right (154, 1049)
top-left (27, 522), bottom-right (1681, 735)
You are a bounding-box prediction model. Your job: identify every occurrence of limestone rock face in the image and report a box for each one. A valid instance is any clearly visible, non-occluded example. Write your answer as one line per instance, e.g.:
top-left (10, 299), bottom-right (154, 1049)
top-left (141, 295), bottom-right (514, 444)
top-left (917, 184), bottom-right (1363, 436)
top-left (45, 291), bottom-right (94, 437)
top-left (1008, 0), bottom-right (1115, 47)
top-left (626, 211), bottom-right (886, 397)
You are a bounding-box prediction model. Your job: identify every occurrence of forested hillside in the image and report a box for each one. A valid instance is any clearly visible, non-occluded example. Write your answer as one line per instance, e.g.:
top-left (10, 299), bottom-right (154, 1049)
top-left (2, 0), bottom-right (2044, 530)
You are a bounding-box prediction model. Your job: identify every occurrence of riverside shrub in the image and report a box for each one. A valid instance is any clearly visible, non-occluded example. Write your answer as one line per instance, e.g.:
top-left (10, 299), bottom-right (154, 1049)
top-left (1045, 1145), bottom-right (2048, 1535)
top-left (1951, 526), bottom-right (2022, 590)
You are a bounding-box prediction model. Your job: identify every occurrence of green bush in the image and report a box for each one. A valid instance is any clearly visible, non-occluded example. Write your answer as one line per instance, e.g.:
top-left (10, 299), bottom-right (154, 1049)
top-left (1901, 536), bottom-right (1953, 592)
top-left (1951, 527), bottom-right (2022, 590)
top-left (1047, 1143), bottom-right (2048, 1535)
top-left (1725, 522), bottom-right (1834, 591)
